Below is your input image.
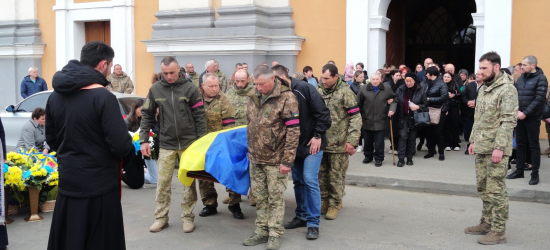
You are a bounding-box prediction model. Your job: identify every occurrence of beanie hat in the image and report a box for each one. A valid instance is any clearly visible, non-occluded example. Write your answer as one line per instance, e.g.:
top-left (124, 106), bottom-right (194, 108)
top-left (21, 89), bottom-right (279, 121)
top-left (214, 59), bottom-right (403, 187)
top-left (404, 72), bottom-right (417, 82)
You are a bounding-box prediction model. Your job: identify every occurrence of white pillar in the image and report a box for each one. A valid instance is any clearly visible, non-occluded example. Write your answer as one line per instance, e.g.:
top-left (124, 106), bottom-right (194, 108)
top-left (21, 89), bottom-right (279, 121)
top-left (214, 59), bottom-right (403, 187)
top-left (483, 0), bottom-right (512, 66)
top-left (111, 0), bottom-right (135, 85)
top-left (367, 16), bottom-right (390, 77)
top-left (346, 0), bottom-right (369, 70)
top-left (472, 13), bottom-right (484, 71)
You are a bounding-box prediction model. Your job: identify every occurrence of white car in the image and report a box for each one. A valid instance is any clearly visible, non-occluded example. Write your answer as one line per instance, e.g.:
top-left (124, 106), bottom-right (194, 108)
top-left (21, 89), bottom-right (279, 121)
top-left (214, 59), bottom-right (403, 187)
top-left (1, 90), bottom-right (144, 149)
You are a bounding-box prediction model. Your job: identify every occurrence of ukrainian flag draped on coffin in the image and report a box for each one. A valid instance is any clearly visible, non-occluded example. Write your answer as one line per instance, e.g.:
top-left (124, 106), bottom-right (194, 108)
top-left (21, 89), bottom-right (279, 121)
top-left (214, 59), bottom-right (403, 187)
top-left (178, 126), bottom-right (249, 195)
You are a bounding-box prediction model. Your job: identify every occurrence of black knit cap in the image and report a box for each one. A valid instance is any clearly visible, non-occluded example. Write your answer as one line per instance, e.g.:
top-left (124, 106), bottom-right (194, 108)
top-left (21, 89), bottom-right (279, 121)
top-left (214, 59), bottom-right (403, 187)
top-left (404, 72), bottom-right (417, 82)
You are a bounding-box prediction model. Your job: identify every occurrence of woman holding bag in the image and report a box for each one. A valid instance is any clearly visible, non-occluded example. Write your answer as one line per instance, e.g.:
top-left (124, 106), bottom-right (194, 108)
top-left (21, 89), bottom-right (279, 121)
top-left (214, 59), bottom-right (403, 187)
top-left (394, 73), bottom-right (428, 166)
top-left (424, 66), bottom-right (449, 161)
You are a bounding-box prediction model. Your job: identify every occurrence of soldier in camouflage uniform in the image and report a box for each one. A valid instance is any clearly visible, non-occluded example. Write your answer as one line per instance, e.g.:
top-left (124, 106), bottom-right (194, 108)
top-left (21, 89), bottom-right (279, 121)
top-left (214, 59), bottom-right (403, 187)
top-left (186, 63), bottom-right (200, 89)
top-left (181, 73), bottom-right (245, 222)
top-left (139, 57), bottom-right (207, 234)
top-left (317, 64), bottom-right (361, 220)
top-left (465, 52), bottom-right (518, 245)
top-left (213, 61), bottom-right (228, 93)
top-left (243, 65), bottom-right (300, 250)
top-left (226, 69), bottom-right (257, 206)
top-left (106, 64), bottom-right (134, 93)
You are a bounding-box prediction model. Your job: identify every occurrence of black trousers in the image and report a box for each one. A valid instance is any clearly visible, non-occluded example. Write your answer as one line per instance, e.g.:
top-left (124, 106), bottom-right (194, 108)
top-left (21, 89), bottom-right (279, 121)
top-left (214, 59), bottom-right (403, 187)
top-left (426, 112), bottom-right (447, 155)
top-left (444, 101), bottom-right (460, 148)
top-left (48, 188), bottom-right (126, 250)
top-left (398, 118), bottom-right (417, 160)
top-left (462, 116), bottom-right (474, 147)
top-left (516, 116), bottom-right (541, 177)
top-left (122, 152), bottom-right (144, 189)
top-left (363, 129), bottom-right (385, 161)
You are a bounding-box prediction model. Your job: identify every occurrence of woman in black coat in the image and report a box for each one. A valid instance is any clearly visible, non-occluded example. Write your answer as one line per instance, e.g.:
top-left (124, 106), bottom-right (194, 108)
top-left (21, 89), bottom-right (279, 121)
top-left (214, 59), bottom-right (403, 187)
top-left (424, 66), bottom-right (449, 161)
top-left (394, 73), bottom-right (428, 166)
top-left (442, 72), bottom-right (462, 151)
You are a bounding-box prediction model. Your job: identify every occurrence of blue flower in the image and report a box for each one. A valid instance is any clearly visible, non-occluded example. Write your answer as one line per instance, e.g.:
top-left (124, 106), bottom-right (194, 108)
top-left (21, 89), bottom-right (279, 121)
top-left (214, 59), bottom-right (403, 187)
top-left (23, 170), bottom-right (31, 180)
top-left (43, 166), bottom-right (54, 174)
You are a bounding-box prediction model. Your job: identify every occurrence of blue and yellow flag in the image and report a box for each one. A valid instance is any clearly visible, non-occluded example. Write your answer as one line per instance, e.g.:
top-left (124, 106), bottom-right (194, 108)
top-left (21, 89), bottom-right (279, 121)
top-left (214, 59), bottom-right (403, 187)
top-left (178, 126), bottom-right (250, 195)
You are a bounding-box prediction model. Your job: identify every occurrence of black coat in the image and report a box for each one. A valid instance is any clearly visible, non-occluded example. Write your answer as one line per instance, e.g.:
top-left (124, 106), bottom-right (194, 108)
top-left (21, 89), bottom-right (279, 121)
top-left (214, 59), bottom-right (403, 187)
top-left (446, 80), bottom-right (462, 104)
top-left (516, 67), bottom-right (548, 118)
top-left (461, 81), bottom-right (482, 118)
top-left (46, 60), bottom-right (134, 198)
top-left (350, 81), bottom-right (362, 95)
top-left (289, 77), bottom-right (332, 159)
top-left (394, 83), bottom-right (428, 128)
top-left (0, 117), bottom-right (5, 160)
top-left (424, 78), bottom-right (449, 111)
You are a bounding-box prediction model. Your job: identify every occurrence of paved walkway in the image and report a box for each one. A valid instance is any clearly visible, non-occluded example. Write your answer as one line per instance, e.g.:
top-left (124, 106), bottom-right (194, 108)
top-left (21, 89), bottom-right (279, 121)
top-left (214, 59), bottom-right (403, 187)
top-left (346, 139), bottom-right (550, 203)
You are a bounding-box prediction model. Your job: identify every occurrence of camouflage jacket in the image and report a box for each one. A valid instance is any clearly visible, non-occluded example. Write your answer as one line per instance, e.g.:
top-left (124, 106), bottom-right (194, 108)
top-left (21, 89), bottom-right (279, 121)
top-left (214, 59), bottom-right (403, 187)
top-left (188, 72), bottom-right (200, 89)
top-left (247, 78), bottom-right (300, 167)
top-left (226, 83), bottom-right (254, 126)
top-left (216, 70), bottom-right (228, 93)
top-left (201, 90), bottom-right (236, 133)
top-left (106, 72), bottom-right (134, 94)
top-left (470, 71), bottom-right (518, 156)
top-left (318, 77), bottom-right (362, 153)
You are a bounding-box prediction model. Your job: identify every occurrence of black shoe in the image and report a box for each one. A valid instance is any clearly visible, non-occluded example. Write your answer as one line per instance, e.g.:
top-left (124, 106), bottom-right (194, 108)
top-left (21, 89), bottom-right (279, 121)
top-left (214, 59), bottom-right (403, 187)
top-left (510, 159), bottom-right (517, 164)
top-left (283, 217), bottom-right (307, 229)
top-left (375, 160), bottom-right (382, 167)
top-left (424, 153), bottom-right (434, 159)
top-left (363, 157), bottom-right (373, 164)
top-left (529, 177), bottom-right (539, 185)
top-left (406, 159), bottom-right (413, 166)
top-left (464, 149), bottom-right (470, 155)
top-left (417, 141), bottom-right (424, 151)
top-left (439, 154), bottom-right (445, 161)
top-left (307, 227), bottom-right (319, 240)
top-left (397, 159), bottom-right (405, 167)
top-left (506, 171), bottom-right (524, 179)
top-left (199, 205), bottom-right (217, 217)
top-left (524, 164), bottom-right (533, 171)
top-left (228, 204), bottom-right (244, 219)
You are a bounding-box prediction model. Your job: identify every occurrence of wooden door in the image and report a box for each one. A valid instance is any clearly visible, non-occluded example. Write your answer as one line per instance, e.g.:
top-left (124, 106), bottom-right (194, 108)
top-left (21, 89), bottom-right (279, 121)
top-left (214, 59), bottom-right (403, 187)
top-left (85, 21), bottom-right (111, 45)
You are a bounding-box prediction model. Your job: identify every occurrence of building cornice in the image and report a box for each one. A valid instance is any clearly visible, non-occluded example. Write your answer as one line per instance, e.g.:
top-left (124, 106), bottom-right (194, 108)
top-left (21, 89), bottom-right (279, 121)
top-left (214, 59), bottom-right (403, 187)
top-left (0, 43), bottom-right (45, 59)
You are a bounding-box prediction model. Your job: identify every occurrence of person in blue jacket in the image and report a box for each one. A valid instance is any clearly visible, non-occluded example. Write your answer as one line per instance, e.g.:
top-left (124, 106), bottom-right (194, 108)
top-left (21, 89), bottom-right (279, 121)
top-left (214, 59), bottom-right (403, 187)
top-left (21, 67), bottom-right (48, 99)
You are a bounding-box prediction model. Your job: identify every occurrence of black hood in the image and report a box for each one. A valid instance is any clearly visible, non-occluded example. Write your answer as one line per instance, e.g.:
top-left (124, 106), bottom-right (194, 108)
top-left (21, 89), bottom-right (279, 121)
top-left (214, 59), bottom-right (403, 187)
top-left (524, 67), bottom-right (544, 79)
top-left (52, 60), bottom-right (109, 95)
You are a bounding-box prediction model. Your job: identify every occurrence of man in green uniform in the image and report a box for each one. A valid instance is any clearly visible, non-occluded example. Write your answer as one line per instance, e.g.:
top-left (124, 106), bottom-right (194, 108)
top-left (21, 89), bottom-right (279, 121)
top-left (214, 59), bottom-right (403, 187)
top-left (243, 65), bottom-right (300, 250)
top-left (317, 64), bottom-right (361, 220)
top-left (465, 51), bottom-right (518, 245)
top-left (186, 63), bottom-right (200, 89)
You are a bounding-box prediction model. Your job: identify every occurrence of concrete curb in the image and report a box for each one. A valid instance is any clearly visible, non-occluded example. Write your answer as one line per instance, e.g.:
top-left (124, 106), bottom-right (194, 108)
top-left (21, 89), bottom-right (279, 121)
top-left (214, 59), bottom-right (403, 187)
top-left (346, 174), bottom-right (550, 204)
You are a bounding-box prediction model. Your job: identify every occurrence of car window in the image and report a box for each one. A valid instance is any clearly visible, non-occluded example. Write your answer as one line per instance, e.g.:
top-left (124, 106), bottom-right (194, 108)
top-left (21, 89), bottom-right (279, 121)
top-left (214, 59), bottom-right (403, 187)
top-left (17, 93), bottom-right (50, 112)
top-left (118, 97), bottom-right (143, 115)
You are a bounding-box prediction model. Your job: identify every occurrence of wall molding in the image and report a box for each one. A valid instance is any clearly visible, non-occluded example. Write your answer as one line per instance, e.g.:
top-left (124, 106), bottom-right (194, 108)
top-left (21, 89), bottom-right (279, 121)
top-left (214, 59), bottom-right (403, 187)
top-left (0, 43), bottom-right (45, 59)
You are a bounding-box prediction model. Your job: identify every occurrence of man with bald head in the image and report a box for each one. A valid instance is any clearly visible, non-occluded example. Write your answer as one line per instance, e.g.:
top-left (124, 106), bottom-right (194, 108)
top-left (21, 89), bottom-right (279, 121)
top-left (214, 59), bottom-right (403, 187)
top-left (187, 63), bottom-right (200, 88)
top-left (445, 63), bottom-right (462, 85)
top-left (417, 58), bottom-right (433, 80)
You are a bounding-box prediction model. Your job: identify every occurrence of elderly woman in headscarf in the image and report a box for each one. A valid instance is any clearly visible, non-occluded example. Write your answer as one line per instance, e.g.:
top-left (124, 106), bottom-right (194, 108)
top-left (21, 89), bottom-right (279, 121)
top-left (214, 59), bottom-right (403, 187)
top-left (394, 73), bottom-right (428, 166)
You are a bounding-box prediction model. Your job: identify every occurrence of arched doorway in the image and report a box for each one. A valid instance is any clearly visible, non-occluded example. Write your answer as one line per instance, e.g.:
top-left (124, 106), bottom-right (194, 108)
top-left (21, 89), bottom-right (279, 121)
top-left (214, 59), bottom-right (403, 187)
top-left (386, 0), bottom-right (477, 73)
top-left (365, 0), bottom-right (488, 75)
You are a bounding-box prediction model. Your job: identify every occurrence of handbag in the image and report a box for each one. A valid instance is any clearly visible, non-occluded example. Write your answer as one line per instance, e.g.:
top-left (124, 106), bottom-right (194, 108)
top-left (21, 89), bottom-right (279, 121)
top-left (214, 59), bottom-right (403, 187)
top-left (428, 107), bottom-right (442, 125)
top-left (413, 111), bottom-right (431, 127)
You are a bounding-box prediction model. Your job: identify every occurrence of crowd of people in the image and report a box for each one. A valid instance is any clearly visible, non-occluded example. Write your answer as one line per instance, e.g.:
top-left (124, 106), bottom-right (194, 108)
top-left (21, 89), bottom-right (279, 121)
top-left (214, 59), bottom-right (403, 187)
top-left (1, 40), bottom-right (547, 249)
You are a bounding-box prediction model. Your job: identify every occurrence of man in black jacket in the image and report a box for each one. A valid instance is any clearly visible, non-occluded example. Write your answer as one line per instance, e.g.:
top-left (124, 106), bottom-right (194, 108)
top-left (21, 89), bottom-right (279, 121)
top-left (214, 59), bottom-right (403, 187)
top-left (272, 65), bottom-right (331, 240)
top-left (461, 70), bottom-right (484, 154)
top-left (507, 55), bottom-right (548, 185)
top-left (46, 41), bottom-right (134, 250)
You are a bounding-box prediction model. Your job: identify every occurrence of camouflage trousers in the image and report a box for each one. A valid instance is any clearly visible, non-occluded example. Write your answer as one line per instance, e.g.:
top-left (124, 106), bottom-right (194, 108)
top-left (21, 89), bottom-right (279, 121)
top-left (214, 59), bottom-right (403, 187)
top-left (319, 153), bottom-right (349, 209)
top-left (154, 148), bottom-right (186, 223)
top-left (475, 154), bottom-right (509, 233)
top-left (250, 163), bottom-right (289, 237)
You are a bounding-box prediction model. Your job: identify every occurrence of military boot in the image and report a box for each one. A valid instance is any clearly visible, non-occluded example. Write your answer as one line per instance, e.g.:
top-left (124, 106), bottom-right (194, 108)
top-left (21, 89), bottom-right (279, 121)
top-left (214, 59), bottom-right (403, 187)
top-left (477, 231), bottom-right (506, 245)
top-left (149, 220), bottom-right (169, 232)
top-left (320, 203), bottom-right (328, 215)
top-left (222, 196), bottom-right (230, 204)
top-left (325, 207), bottom-right (339, 220)
top-left (243, 233), bottom-right (269, 246)
top-left (267, 236), bottom-right (282, 250)
top-left (464, 218), bottom-right (491, 235)
top-left (337, 202), bottom-right (342, 210)
top-left (183, 220), bottom-right (195, 233)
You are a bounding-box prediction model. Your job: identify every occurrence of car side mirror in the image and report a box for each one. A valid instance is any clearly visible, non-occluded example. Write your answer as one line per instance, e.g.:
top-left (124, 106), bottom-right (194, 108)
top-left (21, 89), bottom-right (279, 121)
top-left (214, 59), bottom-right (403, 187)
top-left (6, 105), bottom-right (15, 113)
